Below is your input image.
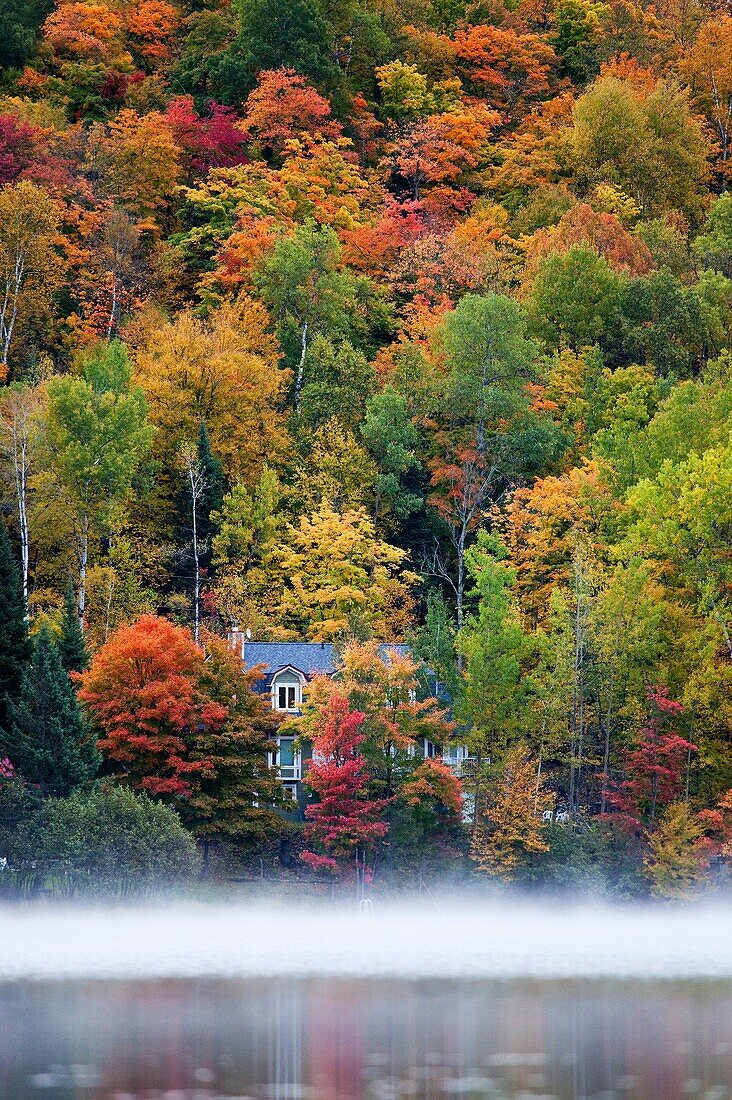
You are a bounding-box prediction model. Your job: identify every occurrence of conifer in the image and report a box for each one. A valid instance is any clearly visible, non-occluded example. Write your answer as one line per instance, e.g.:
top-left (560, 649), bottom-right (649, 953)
top-left (0, 521), bottom-right (30, 735)
top-left (2, 624), bottom-right (99, 796)
top-left (58, 577), bottom-right (89, 674)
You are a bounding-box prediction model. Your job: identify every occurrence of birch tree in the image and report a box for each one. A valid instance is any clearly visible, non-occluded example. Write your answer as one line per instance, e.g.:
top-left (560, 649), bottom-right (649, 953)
top-left (0, 382), bottom-right (43, 603)
top-left (45, 342), bottom-right (152, 629)
top-left (0, 181), bottom-right (60, 374)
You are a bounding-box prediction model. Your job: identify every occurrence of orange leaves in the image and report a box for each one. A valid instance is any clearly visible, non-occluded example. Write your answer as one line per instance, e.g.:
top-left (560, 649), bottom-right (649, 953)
top-left (683, 16), bottom-right (732, 169)
top-left (243, 68), bottom-right (341, 157)
top-left (521, 201), bottom-right (654, 279)
top-left (387, 104), bottom-right (497, 201)
top-left (454, 24), bottom-right (557, 114)
top-left (77, 615), bottom-right (226, 798)
top-left (502, 462), bottom-right (610, 619)
top-left (43, 2), bottom-right (126, 61)
top-left (471, 745), bottom-right (552, 877)
top-left (43, 0), bottom-right (178, 70)
top-left (402, 757), bottom-right (462, 816)
top-left (125, 0), bottom-right (178, 65)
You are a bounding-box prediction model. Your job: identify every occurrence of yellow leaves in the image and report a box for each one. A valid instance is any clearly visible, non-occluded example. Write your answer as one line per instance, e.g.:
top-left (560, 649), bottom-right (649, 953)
top-left (134, 296), bottom-right (290, 488)
top-left (644, 801), bottom-right (704, 899)
top-left (88, 109), bottom-right (182, 221)
top-left (471, 745), bottom-right (552, 878)
top-left (275, 500), bottom-right (416, 641)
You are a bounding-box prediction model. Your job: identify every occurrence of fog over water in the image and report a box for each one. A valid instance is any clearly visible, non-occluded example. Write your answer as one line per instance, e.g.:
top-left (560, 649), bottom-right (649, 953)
top-left (2, 901), bottom-right (732, 1098)
top-left (1, 899), bottom-right (731, 982)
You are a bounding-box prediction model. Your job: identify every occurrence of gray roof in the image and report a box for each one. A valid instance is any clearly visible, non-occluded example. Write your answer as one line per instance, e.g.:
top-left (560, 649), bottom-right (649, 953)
top-left (242, 641), bottom-right (411, 678)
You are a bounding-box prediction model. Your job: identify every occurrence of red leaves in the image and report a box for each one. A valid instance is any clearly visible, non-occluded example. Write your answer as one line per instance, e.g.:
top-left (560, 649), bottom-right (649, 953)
top-left (243, 68), bottom-right (341, 158)
top-left (78, 615), bottom-right (225, 799)
top-left (604, 685), bottom-right (695, 832)
top-left (164, 97), bottom-right (249, 175)
top-left (301, 693), bottom-right (388, 874)
top-left (454, 25), bottom-right (557, 115)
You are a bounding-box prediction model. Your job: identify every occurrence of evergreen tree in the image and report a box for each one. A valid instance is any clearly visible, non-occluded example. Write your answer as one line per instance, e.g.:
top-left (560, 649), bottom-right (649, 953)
top-left (0, 521), bottom-right (30, 736)
top-left (58, 578), bottom-right (89, 674)
top-left (213, 0), bottom-right (340, 101)
top-left (2, 625), bottom-right (99, 796)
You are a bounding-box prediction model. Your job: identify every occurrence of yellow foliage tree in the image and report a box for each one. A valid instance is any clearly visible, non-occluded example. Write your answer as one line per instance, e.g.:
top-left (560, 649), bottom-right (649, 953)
top-left (134, 297), bottom-right (290, 498)
top-left (89, 109), bottom-right (181, 219)
top-left (644, 801), bottom-right (704, 900)
top-left (471, 744), bottom-right (553, 878)
top-left (0, 181), bottom-right (62, 373)
top-left (276, 500), bottom-right (416, 641)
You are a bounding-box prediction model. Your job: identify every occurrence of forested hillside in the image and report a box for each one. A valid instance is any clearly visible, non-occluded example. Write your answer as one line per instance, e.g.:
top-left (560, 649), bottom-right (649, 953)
top-left (2, 0), bottom-right (732, 893)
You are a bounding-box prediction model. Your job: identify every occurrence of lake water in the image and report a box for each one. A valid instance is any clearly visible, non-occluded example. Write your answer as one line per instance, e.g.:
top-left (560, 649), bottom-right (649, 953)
top-left (1, 902), bottom-right (731, 1099)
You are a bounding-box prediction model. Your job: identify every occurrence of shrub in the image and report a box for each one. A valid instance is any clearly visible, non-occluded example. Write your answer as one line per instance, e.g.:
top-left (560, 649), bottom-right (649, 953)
top-left (13, 785), bottom-right (201, 895)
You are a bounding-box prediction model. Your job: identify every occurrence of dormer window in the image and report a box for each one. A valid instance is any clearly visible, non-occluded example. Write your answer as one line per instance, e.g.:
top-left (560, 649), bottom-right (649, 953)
top-left (271, 667), bottom-right (305, 712)
top-left (278, 684), bottom-right (298, 711)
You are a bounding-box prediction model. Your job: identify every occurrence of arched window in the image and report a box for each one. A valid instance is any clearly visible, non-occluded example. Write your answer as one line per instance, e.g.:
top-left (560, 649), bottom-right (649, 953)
top-left (271, 668), bottom-right (305, 712)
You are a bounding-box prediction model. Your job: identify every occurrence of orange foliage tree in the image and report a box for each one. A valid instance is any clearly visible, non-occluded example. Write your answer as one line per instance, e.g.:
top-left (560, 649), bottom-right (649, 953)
top-left (522, 202), bottom-right (654, 279)
top-left (77, 615), bottom-right (226, 798)
top-left (454, 25), bottom-right (557, 116)
top-left (242, 67), bottom-right (341, 158)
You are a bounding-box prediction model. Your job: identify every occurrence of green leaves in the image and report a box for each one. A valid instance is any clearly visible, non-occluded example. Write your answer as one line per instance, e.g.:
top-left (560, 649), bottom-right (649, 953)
top-left (45, 341), bottom-right (152, 533)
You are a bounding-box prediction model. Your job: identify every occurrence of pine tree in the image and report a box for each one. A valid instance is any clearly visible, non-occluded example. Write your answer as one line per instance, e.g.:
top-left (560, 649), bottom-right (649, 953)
top-left (2, 625), bottom-right (99, 796)
top-left (0, 520), bottom-right (30, 736)
top-left (58, 577), bottom-right (89, 674)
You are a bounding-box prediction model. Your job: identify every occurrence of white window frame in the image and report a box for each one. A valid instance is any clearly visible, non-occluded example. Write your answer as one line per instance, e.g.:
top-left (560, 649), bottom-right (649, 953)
top-left (271, 734), bottom-right (302, 781)
top-left (270, 667), bottom-right (305, 712)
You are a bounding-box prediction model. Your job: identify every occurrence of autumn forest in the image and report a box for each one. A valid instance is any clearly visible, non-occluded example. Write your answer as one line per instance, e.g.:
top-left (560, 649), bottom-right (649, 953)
top-left (1, 0), bottom-right (732, 897)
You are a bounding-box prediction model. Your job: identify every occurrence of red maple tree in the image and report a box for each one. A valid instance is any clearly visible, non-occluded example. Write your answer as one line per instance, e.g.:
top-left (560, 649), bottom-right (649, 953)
top-left (301, 693), bottom-right (388, 875)
top-left (604, 686), bottom-right (696, 832)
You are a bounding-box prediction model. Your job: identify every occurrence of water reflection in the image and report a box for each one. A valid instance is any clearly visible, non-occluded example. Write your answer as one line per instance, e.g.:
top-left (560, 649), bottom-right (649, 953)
top-left (1, 977), bottom-right (730, 1099)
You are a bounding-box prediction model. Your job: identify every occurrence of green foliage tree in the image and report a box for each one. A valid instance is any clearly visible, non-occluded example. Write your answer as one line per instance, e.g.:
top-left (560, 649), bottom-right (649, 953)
top-left (213, 0), bottom-right (340, 102)
top-left (569, 74), bottom-right (710, 224)
top-left (13, 786), bottom-right (201, 893)
top-left (457, 533), bottom-right (532, 828)
top-left (255, 221), bottom-right (390, 413)
top-left (45, 342), bottom-right (153, 629)
top-left (0, 0), bottom-right (52, 68)
top-left (362, 386), bottom-right (425, 537)
top-left (429, 293), bottom-right (558, 628)
top-left (1, 625), bottom-right (99, 797)
top-left (527, 246), bottom-right (629, 355)
top-left (695, 192), bottom-right (732, 276)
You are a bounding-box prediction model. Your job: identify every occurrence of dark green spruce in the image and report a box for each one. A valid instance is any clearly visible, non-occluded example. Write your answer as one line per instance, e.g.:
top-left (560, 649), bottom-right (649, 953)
top-left (58, 577), bottom-right (89, 673)
top-left (2, 624), bottom-right (99, 796)
top-left (0, 520), bottom-right (30, 735)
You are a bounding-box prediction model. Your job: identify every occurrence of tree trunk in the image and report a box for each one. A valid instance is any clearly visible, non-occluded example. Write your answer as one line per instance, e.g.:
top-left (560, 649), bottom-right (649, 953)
top-left (294, 321), bottom-right (308, 414)
top-left (78, 517), bottom-right (88, 631)
top-left (190, 462), bottom-right (200, 646)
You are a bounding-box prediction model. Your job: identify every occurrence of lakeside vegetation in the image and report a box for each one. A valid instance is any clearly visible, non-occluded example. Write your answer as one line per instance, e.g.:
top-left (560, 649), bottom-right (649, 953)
top-left (2, 0), bottom-right (732, 899)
